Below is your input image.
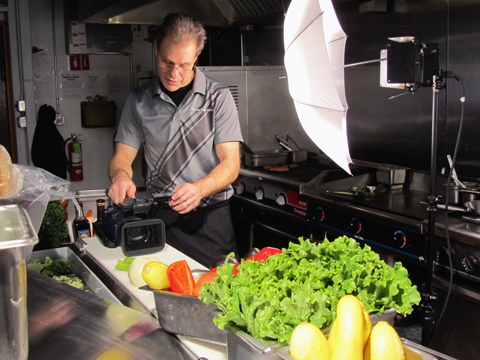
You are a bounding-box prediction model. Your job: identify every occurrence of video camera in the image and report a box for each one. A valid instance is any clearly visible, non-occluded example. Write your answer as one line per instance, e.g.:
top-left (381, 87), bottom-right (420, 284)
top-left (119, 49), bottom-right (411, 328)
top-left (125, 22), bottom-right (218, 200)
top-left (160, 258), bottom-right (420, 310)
top-left (94, 195), bottom-right (169, 256)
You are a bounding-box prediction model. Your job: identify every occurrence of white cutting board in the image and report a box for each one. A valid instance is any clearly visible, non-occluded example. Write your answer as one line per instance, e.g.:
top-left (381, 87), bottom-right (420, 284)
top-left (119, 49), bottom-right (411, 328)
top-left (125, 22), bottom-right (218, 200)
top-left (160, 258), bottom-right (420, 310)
top-left (82, 237), bottom-right (227, 360)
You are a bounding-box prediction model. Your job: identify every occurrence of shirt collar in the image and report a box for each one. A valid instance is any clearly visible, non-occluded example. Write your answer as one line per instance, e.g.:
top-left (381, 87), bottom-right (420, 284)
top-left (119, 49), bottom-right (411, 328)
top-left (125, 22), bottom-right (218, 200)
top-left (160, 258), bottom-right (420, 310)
top-left (151, 68), bottom-right (206, 98)
top-left (192, 67), bottom-right (206, 96)
top-left (152, 76), bottom-right (162, 97)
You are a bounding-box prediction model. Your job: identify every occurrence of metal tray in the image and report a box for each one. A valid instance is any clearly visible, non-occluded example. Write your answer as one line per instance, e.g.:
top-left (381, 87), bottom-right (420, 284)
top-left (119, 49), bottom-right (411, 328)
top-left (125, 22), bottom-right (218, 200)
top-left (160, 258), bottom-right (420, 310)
top-left (326, 185), bottom-right (388, 199)
top-left (29, 247), bottom-right (120, 304)
top-left (225, 308), bottom-right (396, 360)
top-left (276, 340), bottom-right (438, 360)
top-left (376, 166), bottom-right (408, 185)
top-left (244, 149), bottom-right (289, 167)
top-left (288, 150), bottom-right (308, 163)
top-left (148, 270), bottom-right (227, 344)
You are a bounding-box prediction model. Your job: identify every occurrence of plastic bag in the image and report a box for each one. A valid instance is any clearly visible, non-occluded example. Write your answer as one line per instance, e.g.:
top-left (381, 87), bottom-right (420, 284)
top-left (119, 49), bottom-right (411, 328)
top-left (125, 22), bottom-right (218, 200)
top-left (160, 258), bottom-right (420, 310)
top-left (0, 149), bottom-right (74, 236)
top-left (11, 165), bottom-right (73, 202)
top-left (0, 145), bottom-right (23, 199)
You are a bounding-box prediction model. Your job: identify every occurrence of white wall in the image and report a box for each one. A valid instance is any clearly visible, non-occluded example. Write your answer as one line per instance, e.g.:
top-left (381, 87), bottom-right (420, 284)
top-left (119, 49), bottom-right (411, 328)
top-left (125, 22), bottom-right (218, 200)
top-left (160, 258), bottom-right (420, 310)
top-left (10, 0), bottom-right (156, 193)
top-left (7, 0), bottom-right (36, 167)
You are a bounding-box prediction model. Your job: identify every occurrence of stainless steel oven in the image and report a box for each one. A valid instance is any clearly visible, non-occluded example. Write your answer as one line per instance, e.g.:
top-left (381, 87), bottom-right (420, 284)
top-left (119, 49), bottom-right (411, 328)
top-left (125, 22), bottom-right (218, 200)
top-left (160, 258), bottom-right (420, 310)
top-left (232, 156), bottom-right (480, 359)
top-left (231, 159), bottom-right (343, 256)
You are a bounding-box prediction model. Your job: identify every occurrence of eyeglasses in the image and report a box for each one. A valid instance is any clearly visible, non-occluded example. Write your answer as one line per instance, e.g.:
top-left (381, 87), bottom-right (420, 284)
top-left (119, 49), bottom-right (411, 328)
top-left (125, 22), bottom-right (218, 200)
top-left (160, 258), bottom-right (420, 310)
top-left (158, 59), bottom-right (194, 73)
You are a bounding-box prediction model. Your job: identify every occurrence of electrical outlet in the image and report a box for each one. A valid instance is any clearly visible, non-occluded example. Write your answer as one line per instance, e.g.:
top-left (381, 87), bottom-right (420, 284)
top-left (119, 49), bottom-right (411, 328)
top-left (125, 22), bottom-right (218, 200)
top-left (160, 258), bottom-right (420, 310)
top-left (17, 100), bottom-right (26, 112)
top-left (133, 30), bottom-right (144, 42)
top-left (55, 114), bottom-right (65, 126)
top-left (18, 116), bottom-right (27, 128)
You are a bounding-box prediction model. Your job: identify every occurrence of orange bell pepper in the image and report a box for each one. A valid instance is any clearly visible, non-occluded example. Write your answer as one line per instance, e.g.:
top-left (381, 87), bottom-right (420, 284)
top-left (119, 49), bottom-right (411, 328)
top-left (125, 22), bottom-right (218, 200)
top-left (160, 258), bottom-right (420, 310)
top-left (167, 260), bottom-right (195, 295)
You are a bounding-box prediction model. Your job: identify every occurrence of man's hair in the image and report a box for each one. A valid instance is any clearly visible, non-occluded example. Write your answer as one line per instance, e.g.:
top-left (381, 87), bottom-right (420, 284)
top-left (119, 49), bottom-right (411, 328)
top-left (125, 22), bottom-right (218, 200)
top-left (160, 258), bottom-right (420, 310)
top-left (155, 12), bottom-right (207, 54)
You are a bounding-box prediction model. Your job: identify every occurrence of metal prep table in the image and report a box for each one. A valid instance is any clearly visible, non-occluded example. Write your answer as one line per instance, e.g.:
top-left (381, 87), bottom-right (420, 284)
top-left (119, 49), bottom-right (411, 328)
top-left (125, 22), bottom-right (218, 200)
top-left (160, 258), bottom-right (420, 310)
top-left (27, 239), bottom-right (227, 360)
top-left (26, 237), bottom-right (460, 360)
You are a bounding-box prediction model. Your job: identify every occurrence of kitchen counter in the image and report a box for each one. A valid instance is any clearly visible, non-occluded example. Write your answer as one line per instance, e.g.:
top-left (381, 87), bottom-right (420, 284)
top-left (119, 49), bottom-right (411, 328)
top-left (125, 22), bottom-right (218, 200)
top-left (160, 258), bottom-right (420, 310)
top-left (27, 270), bottom-right (198, 360)
top-left (78, 236), bottom-right (228, 360)
top-left (26, 237), bottom-right (460, 360)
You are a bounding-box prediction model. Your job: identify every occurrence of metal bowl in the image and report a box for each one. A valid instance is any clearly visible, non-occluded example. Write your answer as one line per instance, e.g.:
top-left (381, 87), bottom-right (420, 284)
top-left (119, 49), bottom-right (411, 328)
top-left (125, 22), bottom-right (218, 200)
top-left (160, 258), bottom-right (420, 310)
top-left (464, 200), bottom-right (480, 216)
top-left (141, 270), bottom-right (227, 344)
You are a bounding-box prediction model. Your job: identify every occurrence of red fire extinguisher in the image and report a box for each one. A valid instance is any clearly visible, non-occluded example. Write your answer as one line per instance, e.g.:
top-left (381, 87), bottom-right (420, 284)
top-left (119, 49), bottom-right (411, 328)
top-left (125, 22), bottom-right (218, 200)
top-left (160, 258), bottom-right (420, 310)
top-left (66, 133), bottom-right (83, 181)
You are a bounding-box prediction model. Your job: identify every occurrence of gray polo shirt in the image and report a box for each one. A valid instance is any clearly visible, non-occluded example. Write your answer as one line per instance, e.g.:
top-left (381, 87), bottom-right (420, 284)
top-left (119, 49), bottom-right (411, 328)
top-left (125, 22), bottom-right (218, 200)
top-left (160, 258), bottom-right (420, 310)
top-left (115, 68), bottom-right (243, 207)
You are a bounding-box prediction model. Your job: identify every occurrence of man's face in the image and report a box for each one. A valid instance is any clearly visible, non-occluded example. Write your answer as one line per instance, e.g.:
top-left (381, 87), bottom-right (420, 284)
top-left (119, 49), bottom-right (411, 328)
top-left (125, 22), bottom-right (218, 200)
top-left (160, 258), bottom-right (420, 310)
top-left (156, 36), bottom-right (199, 92)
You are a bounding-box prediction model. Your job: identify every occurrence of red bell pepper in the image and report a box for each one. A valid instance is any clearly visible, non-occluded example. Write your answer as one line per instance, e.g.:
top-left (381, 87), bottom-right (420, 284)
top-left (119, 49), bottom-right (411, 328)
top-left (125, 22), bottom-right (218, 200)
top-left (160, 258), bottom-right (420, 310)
top-left (246, 247), bottom-right (282, 262)
top-left (210, 247), bottom-right (282, 276)
top-left (232, 263), bottom-right (241, 275)
top-left (192, 270), bottom-right (218, 296)
top-left (167, 260), bottom-right (195, 295)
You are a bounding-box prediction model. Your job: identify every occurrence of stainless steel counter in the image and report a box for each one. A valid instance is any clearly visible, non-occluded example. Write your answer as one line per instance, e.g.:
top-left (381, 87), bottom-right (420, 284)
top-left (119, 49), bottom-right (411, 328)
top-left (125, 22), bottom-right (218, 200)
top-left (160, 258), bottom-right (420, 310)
top-left (26, 246), bottom-right (200, 360)
top-left (27, 270), bottom-right (198, 360)
top-left (429, 213), bottom-right (480, 247)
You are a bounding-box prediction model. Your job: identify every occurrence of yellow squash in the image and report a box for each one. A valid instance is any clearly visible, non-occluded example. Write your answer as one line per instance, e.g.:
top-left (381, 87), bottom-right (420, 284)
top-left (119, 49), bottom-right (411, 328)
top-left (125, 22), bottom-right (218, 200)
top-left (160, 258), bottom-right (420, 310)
top-left (290, 322), bottom-right (332, 360)
top-left (330, 295), bottom-right (366, 360)
top-left (364, 321), bottom-right (406, 360)
top-left (361, 301), bottom-right (372, 346)
top-left (327, 319), bottom-right (337, 351)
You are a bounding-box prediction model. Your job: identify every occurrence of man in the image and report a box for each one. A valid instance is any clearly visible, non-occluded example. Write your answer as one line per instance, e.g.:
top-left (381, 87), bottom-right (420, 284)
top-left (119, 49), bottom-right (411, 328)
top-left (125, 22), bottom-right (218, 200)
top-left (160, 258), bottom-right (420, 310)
top-left (108, 12), bottom-right (243, 267)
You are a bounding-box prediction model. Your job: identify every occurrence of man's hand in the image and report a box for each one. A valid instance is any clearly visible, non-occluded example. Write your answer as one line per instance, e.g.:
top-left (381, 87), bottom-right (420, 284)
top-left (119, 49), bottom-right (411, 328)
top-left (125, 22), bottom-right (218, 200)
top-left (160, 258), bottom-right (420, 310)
top-left (108, 172), bottom-right (136, 204)
top-left (108, 143), bottom-right (138, 204)
top-left (169, 142), bottom-right (240, 214)
top-left (169, 183), bottom-right (201, 214)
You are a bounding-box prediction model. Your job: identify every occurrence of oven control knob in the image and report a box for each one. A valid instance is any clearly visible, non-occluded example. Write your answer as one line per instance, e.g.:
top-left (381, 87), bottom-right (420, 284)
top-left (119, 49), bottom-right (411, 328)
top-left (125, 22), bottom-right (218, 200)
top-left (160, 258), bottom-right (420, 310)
top-left (392, 230), bottom-right (406, 249)
top-left (311, 206), bottom-right (325, 223)
top-left (461, 255), bottom-right (479, 273)
top-left (235, 181), bottom-right (245, 195)
top-left (276, 194), bottom-right (286, 206)
top-left (349, 218), bottom-right (361, 234)
top-left (436, 247), bottom-right (454, 266)
top-left (255, 188), bottom-right (264, 201)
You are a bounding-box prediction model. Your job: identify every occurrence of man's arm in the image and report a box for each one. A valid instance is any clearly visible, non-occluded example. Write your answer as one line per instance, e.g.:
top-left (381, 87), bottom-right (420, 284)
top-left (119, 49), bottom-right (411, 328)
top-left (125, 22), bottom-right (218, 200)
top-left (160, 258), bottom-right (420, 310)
top-left (107, 143), bottom-right (139, 204)
top-left (169, 141), bottom-right (240, 213)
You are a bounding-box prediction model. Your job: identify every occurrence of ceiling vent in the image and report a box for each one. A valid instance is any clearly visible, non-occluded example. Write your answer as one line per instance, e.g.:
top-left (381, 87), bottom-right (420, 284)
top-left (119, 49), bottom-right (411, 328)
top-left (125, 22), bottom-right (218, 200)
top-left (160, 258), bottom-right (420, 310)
top-left (77, 0), bottom-right (290, 27)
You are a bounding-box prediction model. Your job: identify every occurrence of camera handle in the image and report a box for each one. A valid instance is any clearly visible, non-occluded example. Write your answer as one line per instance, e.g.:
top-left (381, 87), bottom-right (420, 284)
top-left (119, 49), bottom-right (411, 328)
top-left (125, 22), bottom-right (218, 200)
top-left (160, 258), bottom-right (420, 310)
top-left (149, 195), bottom-right (172, 217)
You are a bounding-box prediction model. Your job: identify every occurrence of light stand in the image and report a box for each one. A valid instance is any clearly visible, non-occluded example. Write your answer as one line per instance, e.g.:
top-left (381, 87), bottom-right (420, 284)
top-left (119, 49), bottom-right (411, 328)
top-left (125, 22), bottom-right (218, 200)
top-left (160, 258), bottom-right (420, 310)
top-left (383, 38), bottom-right (443, 346)
top-left (348, 37), bottom-right (447, 346)
top-left (421, 73), bottom-right (443, 346)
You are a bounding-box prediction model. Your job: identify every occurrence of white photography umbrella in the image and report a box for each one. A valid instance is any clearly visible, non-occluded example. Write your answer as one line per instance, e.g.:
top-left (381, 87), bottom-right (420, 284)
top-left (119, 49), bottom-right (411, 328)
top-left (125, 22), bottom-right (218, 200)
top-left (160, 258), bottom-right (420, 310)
top-left (284, 0), bottom-right (352, 174)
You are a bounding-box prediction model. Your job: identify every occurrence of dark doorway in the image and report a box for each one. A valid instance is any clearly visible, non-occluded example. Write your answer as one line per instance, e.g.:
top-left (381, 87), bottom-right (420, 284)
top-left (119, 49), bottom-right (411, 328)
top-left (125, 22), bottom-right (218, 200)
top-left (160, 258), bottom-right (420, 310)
top-left (0, 21), bottom-right (16, 162)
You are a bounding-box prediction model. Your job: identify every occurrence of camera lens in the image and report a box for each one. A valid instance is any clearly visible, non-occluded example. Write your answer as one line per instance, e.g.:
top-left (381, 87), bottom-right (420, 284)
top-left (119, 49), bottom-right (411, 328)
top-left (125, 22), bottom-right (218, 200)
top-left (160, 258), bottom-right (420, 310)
top-left (126, 226), bottom-right (152, 242)
top-left (121, 218), bottom-right (165, 256)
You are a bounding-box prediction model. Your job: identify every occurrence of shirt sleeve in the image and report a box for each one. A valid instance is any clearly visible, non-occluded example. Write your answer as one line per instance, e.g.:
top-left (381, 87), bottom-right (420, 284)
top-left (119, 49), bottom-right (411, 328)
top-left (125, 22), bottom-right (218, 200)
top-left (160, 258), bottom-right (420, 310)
top-left (213, 87), bottom-right (244, 145)
top-left (114, 92), bottom-right (145, 150)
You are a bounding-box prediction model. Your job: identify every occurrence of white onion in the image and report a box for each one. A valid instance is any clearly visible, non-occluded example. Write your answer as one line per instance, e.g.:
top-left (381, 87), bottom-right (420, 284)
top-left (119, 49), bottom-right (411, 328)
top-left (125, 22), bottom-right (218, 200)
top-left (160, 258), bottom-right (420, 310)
top-left (127, 255), bottom-right (160, 287)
